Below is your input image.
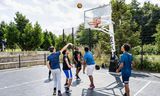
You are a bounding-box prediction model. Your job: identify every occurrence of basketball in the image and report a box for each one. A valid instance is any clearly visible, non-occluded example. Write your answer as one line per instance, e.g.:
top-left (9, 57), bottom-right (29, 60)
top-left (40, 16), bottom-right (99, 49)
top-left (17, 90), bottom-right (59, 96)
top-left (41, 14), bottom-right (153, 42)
top-left (77, 3), bottom-right (82, 8)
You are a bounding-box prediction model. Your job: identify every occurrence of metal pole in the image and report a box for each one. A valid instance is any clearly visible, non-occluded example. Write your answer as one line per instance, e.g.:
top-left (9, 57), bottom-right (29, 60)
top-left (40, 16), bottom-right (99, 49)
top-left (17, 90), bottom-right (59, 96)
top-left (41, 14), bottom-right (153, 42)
top-left (63, 29), bottom-right (65, 46)
top-left (44, 53), bottom-right (46, 65)
top-left (72, 27), bottom-right (74, 64)
top-left (72, 27), bottom-right (74, 45)
top-left (19, 54), bottom-right (21, 68)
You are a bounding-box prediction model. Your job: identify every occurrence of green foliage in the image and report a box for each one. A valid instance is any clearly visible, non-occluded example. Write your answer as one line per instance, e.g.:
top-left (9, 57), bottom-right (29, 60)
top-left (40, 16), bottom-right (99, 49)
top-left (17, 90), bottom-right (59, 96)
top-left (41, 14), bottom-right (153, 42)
top-left (12, 12), bottom-right (44, 51)
top-left (132, 44), bottom-right (158, 55)
top-left (14, 12), bottom-right (29, 33)
top-left (32, 22), bottom-right (44, 50)
top-left (134, 55), bottom-right (160, 72)
top-left (111, 0), bottom-right (141, 53)
top-left (49, 32), bottom-right (56, 46)
top-left (154, 22), bottom-right (160, 53)
top-left (6, 22), bottom-right (20, 49)
top-left (143, 44), bottom-right (158, 54)
top-left (140, 2), bottom-right (160, 44)
top-left (21, 23), bottom-right (34, 50)
top-left (14, 12), bottom-right (30, 50)
top-left (0, 21), bottom-right (8, 40)
top-left (76, 24), bottom-right (89, 45)
top-left (40, 30), bottom-right (52, 50)
top-left (132, 46), bottom-right (141, 55)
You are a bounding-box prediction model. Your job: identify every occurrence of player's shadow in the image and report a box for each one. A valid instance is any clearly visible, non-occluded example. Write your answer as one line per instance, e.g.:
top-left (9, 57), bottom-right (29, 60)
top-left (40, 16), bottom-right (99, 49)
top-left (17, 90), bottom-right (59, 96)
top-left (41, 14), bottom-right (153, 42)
top-left (81, 89), bottom-right (109, 96)
top-left (81, 86), bottom-right (123, 96)
top-left (71, 80), bottom-right (81, 87)
top-left (44, 79), bottom-right (52, 83)
top-left (82, 74), bottom-right (124, 96)
top-left (131, 72), bottom-right (150, 78)
top-left (62, 92), bottom-right (71, 96)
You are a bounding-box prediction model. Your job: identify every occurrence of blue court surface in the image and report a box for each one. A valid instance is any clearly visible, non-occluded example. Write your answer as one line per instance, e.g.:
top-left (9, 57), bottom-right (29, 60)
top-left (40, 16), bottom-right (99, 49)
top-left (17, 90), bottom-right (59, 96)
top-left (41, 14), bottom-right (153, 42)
top-left (0, 65), bottom-right (160, 96)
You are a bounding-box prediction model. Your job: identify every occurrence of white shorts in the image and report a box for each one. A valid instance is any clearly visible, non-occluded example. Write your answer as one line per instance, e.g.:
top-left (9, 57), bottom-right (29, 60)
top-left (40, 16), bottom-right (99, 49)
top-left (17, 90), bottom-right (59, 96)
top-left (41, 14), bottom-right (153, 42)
top-left (87, 65), bottom-right (95, 76)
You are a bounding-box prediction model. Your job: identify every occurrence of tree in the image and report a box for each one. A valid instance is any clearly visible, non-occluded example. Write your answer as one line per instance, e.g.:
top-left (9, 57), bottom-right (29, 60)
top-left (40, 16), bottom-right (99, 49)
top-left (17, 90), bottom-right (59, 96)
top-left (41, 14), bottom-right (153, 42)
top-left (0, 21), bottom-right (8, 51)
top-left (40, 30), bottom-right (52, 50)
top-left (21, 23), bottom-right (34, 50)
top-left (49, 32), bottom-right (56, 46)
top-left (14, 12), bottom-right (29, 33)
top-left (32, 22), bottom-right (44, 50)
top-left (139, 2), bottom-right (160, 44)
top-left (55, 35), bottom-right (64, 50)
top-left (14, 12), bottom-right (29, 50)
top-left (0, 21), bottom-right (8, 40)
top-left (76, 24), bottom-right (99, 47)
top-left (6, 22), bottom-right (20, 49)
top-left (111, 0), bottom-right (140, 53)
top-left (154, 22), bottom-right (160, 53)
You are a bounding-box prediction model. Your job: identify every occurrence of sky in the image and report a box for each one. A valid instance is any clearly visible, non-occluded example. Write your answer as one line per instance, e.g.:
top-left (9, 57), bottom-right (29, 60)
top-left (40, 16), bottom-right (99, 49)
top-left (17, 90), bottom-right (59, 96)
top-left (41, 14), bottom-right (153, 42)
top-left (0, 0), bottom-right (160, 35)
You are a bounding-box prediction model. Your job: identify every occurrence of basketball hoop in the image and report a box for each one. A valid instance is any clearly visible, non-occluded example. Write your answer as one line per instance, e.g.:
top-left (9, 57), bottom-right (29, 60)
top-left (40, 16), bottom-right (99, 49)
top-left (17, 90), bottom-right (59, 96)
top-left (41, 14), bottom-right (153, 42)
top-left (88, 17), bottom-right (101, 28)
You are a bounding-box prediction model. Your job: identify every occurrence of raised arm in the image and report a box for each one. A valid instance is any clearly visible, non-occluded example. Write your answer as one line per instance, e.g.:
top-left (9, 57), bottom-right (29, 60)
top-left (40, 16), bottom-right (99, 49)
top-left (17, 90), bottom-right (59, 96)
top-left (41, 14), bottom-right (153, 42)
top-left (60, 43), bottom-right (73, 53)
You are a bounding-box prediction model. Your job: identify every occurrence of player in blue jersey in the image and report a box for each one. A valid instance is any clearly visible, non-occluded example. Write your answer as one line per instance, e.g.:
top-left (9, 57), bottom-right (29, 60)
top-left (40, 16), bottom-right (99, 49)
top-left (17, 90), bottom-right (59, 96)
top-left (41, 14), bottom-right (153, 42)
top-left (116, 44), bottom-right (134, 96)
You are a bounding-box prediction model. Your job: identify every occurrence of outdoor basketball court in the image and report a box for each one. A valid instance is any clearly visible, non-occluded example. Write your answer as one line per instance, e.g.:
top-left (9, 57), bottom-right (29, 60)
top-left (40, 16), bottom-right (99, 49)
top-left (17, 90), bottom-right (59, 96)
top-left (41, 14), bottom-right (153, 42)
top-left (0, 65), bottom-right (160, 96)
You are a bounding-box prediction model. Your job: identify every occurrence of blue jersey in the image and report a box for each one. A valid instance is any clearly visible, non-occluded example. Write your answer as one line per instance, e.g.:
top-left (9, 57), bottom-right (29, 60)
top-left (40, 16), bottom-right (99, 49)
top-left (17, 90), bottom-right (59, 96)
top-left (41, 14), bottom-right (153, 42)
top-left (84, 51), bottom-right (95, 65)
top-left (47, 51), bottom-right (61, 69)
top-left (120, 52), bottom-right (133, 77)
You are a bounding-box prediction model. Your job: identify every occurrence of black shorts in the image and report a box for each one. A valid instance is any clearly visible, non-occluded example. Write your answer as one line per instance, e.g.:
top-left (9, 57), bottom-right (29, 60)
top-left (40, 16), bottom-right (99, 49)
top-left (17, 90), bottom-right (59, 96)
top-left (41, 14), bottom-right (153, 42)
top-left (76, 62), bottom-right (81, 68)
top-left (122, 75), bottom-right (130, 84)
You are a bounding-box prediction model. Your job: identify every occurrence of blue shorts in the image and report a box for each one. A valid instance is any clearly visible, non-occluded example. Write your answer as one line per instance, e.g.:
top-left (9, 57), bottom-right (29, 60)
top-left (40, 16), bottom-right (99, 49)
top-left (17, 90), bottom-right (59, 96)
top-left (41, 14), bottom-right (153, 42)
top-left (63, 70), bottom-right (72, 79)
top-left (122, 75), bottom-right (130, 84)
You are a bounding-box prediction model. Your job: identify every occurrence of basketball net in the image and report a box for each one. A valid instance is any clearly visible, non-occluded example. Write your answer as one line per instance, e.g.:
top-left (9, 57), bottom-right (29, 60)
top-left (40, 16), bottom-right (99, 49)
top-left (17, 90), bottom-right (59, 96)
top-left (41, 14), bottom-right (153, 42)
top-left (88, 17), bottom-right (101, 28)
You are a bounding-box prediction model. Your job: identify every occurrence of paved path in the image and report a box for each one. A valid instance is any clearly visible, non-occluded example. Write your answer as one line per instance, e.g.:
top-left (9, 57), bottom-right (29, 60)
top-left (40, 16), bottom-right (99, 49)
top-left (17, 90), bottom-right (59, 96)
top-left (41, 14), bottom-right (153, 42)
top-left (0, 65), bottom-right (160, 96)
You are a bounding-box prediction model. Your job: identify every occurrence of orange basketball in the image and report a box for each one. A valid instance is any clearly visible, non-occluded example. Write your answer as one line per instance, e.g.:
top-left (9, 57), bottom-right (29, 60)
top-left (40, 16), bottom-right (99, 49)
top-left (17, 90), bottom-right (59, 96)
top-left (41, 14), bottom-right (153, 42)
top-left (77, 3), bottom-right (82, 8)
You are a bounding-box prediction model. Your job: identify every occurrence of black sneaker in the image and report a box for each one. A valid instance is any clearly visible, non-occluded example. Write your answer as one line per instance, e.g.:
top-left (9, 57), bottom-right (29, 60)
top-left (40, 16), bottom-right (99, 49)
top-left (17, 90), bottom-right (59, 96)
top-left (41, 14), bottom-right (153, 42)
top-left (65, 87), bottom-right (69, 93)
top-left (123, 93), bottom-right (127, 96)
top-left (64, 83), bottom-right (68, 87)
top-left (76, 75), bottom-right (81, 80)
top-left (65, 87), bottom-right (71, 93)
top-left (53, 88), bottom-right (56, 95)
top-left (58, 90), bottom-right (62, 96)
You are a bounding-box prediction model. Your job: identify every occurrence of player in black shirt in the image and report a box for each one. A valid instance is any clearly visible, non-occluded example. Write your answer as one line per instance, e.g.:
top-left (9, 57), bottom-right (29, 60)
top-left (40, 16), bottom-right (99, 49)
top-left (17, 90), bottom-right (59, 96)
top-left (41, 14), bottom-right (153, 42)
top-left (62, 50), bottom-right (73, 93)
top-left (73, 47), bottom-right (83, 80)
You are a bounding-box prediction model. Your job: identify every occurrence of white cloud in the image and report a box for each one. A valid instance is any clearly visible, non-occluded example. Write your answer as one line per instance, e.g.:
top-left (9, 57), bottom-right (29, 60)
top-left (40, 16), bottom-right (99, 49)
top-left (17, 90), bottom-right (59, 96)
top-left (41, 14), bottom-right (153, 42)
top-left (0, 0), bottom-right (159, 35)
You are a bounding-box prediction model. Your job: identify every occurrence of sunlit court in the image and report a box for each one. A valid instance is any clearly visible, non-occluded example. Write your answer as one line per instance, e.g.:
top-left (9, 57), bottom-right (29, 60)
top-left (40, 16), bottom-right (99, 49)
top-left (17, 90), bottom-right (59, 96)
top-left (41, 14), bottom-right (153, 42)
top-left (0, 0), bottom-right (160, 96)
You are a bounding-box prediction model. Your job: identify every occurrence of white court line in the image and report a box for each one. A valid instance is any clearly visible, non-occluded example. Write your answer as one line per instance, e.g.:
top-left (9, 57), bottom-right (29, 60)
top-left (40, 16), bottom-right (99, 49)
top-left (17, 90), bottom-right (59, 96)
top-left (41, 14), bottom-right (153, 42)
top-left (134, 81), bottom-right (151, 96)
top-left (104, 71), bottom-right (160, 84)
top-left (0, 78), bottom-right (46, 90)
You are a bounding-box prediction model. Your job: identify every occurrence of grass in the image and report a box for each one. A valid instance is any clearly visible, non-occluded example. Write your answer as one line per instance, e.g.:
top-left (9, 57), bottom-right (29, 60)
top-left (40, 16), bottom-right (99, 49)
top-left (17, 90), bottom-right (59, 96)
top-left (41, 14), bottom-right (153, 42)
top-left (94, 53), bottom-right (160, 72)
top-left (134, 55), bottom-right (160, 72)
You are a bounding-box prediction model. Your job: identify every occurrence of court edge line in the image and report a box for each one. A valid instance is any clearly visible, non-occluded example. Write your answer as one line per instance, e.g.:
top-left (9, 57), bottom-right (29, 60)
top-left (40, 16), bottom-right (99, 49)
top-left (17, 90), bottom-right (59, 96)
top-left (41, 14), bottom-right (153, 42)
top-left (134, 81), bottom-right (151, 96)
top-left (98, 72), bottom-right (160, 84)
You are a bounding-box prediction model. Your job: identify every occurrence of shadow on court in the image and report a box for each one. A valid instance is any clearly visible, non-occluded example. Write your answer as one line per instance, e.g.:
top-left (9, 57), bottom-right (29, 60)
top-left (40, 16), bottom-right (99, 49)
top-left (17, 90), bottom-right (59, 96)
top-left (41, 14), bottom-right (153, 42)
top-left (62, 92), bottom-right (71, 96)
top-left (81, 74), bottom-right (124, 96)
top-left (71, 79), bottom-right (81, 87)
top-left (131, 72), bottom-right (150, 78)
top-left (44, 79), bottom-right (52, 83)
top-left (81, 89), bottom-right (109, 96)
